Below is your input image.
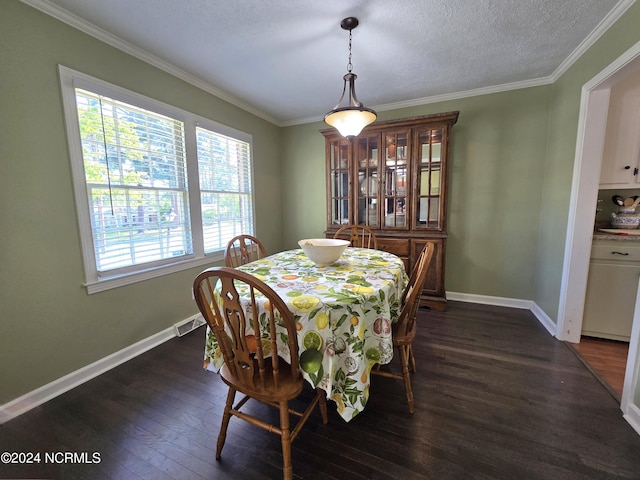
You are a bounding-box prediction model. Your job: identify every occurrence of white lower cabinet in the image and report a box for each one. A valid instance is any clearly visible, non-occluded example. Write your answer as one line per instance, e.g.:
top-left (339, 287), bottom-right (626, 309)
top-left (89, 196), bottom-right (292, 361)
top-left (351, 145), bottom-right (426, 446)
top-left (582, 241), bottom-right (640, 341)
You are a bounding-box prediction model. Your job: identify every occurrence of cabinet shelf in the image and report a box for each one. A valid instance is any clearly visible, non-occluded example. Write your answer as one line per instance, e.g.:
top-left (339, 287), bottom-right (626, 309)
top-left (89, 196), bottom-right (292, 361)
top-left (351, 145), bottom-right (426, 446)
top-left (322, 112), bottom-right (459, 309)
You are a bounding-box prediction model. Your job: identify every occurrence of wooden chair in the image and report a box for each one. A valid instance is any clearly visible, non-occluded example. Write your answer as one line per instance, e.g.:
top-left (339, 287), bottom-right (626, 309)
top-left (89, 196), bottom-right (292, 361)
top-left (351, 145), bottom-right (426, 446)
top-left (193, 267), bottom-right (328, 480)
top-left (224, 234), bottom-right (267, 267)
top-left (333, 225), bottom-right (378, 249)
top-left (371, 242), bottom-right (435, 413)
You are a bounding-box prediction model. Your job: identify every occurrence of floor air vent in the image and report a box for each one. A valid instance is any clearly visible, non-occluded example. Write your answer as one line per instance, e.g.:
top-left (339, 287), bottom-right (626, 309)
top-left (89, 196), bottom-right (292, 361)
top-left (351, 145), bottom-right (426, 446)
top-left (174, 314), bottom-right (206, 337)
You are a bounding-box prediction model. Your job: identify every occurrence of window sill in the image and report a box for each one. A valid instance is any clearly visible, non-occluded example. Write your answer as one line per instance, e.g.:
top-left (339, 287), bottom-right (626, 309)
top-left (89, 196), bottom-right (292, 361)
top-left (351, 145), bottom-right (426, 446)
top-left (85, 253), bottom-right (224, 294)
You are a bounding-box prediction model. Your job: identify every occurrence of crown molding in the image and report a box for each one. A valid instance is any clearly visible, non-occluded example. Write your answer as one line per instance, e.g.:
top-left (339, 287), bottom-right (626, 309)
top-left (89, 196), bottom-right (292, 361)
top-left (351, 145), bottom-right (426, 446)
top-left (283, 76), bottom-right (554, 127)
top-left (21, 0), bottom-right (637, 128)
top-left (550, 0), bottom-right (637, 82)
top-left (20, 0), bottom-right (281, 126)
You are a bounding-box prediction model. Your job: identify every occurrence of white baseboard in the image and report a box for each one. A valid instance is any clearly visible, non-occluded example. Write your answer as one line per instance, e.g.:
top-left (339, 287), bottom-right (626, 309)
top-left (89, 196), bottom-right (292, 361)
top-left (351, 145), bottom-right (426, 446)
top-left (624, 403), bottom-right (640, 436)
top-left (530, 302), bottom-right (558, 337)
top-left (0, 325), bottom-right (176, 425)
top-left (447, 291), bottom-right (533, 309)
top-left (447, 291), bottom-right (556, 337)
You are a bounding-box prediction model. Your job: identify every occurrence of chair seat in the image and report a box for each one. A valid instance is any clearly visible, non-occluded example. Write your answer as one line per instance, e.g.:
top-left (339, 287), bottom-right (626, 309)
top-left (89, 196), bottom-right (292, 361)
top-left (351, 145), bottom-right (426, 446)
top-left (220, 360), bottom-right (304, 404)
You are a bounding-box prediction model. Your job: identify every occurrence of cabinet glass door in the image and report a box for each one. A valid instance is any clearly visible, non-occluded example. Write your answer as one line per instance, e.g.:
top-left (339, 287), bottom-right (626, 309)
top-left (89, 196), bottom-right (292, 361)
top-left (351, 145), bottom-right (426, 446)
top-left (356, 134), bottom-right (379, 227)
top-left (415, 128), bottom-right (443, 230)
top-left (329, 139), bottom-right (351, 226)
top-left (382, 131), bottom-right (409, 229)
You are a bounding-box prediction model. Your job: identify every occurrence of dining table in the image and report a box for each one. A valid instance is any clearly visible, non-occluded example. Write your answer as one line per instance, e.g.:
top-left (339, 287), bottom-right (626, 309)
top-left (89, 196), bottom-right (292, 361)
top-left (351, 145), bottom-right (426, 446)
top-left (203, 246), bottom-right (408, 422)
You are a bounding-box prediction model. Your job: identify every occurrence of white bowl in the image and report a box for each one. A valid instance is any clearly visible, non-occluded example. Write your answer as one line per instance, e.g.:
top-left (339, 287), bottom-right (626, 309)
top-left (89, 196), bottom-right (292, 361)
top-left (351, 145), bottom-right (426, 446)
top-left (298, 238), bottom-right (350, 266)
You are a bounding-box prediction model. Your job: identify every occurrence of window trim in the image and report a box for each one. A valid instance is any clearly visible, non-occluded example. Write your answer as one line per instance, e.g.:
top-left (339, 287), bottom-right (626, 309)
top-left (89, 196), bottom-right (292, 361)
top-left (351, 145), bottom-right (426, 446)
top-left (59, 65), bottom-right (255, 293)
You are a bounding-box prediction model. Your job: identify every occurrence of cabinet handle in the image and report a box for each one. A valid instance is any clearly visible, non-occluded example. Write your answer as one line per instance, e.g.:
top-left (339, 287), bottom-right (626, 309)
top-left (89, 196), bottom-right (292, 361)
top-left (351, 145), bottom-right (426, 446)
top-left (611, 251), bottom-right (630, 256)
top-left (635, 168), bottom-right (639, 176)
top-left (625, 165), bottom-right (631, 169)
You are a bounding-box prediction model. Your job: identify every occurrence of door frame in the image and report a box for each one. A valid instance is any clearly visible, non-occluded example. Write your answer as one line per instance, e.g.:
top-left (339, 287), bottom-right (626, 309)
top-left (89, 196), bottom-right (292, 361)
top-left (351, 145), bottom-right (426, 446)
top-left (558, 40), bottom-right (640, 430)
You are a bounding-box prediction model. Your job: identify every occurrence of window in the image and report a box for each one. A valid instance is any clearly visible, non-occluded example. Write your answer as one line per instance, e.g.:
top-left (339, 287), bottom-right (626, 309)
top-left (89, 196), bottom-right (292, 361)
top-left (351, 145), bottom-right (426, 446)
top-left (197, 127), bottom-right (253, 252)
top-left (59, 66), bottom-right (254, 293)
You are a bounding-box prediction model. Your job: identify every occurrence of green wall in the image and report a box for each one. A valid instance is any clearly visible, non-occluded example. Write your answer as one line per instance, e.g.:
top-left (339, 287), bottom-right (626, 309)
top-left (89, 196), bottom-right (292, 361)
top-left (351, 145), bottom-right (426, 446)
top-left (282, 1), bottom-right (640, 322)
top-left (282, 88), bottom-right (552, 299)
top-left (0, 1), bottom-right (283, 404)
top-left (535, 2), bottom-right (640, 319)
top-left (3, 0), bottom-right (640, 410)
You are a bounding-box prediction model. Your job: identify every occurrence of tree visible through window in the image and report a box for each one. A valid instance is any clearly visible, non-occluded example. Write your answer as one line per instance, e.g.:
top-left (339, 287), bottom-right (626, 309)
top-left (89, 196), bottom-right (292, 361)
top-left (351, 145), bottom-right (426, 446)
top-left (76, 89), bottom-right (192, 273)
top-left (60, 66), bottom-right (254, 292)
top-left (197, 127), bottom-right (253, 253)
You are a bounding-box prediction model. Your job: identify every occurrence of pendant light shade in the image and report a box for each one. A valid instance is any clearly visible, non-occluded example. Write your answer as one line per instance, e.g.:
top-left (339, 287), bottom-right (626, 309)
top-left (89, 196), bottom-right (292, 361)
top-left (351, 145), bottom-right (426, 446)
top-left (324, 17), bottom-right (376, 139)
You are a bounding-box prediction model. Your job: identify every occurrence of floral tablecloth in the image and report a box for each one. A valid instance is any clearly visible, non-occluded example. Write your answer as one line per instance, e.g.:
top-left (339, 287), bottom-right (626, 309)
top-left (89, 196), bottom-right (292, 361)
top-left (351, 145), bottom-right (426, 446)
top-left (203, 247), bottom-right (408, 421)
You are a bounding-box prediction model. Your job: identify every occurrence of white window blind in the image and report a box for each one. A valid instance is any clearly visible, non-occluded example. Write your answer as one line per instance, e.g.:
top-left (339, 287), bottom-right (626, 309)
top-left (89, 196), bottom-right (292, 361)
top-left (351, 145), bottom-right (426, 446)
top-left (59, 66), bottom-right (255, 292)
top-left (196, 127), bottom-right (253, 253)
top-left (76, 89), bottom-right (192, 274)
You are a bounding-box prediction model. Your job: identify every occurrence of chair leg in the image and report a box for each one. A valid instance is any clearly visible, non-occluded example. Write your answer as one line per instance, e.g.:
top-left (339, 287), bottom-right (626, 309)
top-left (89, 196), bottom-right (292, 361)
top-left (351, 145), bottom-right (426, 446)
top-left (216, 387), bottom-right (235, 460)
top-left (279, 401), bottom-right (293, 480)
top-left (398, 345), bottom-right (415, 414)
top-left (408, 344), bottom-right (416, 373)
top-left (317, 388), bottom-right (328, 424)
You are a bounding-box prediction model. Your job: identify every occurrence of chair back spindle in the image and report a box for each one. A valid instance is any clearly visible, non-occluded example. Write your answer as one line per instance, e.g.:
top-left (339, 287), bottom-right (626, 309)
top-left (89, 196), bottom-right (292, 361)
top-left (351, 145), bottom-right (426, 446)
top-left (193, 267), bottom-right (328, 480)
top-left (224, 234), bottom-right (267, 267)
top-left (395, 242), bottom-right (434, 340)
top-left (370, 241), bottom-right (435, 413)
top-left (194, 268), bottom-right (299, 391)
top-left (333, 225), bottom-right (378, 249)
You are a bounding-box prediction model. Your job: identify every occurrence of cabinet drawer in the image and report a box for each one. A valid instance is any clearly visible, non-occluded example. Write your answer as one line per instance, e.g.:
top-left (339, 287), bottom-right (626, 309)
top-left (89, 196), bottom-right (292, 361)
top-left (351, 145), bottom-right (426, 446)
top-left (376, 238), bottom-right (410, 256)
top-left (591, 244), bottom-right (640, 262)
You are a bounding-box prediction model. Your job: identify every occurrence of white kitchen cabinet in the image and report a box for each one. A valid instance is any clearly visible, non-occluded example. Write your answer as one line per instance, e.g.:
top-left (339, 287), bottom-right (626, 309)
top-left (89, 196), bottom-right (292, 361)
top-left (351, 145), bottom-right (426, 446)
top-left (582, 241), bottom-right (640, 341)
top-left (598, 71), bottom-right (640, 189)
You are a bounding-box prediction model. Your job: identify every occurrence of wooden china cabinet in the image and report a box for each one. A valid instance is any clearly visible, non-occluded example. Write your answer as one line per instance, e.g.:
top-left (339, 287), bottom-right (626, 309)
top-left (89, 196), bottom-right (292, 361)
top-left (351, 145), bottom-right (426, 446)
top-left (322, 111), bottom-right (459, 310)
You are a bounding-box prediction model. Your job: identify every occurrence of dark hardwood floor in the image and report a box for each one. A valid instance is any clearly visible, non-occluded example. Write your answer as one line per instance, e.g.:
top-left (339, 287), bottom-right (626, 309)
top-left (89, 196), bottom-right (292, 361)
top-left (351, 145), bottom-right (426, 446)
top-left (2, 301), bottom-right (640, 479)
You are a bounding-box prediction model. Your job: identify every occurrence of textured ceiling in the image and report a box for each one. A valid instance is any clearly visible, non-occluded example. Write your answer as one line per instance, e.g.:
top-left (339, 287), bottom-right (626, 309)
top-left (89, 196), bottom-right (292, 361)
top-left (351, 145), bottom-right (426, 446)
top-left (25, 0), bottom-right (630, 125)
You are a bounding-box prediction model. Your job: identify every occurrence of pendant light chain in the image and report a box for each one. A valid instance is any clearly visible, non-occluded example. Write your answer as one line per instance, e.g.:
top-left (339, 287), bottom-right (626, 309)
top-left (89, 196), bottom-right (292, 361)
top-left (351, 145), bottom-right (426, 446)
top-left (347, 29), bottom-right (353, 74)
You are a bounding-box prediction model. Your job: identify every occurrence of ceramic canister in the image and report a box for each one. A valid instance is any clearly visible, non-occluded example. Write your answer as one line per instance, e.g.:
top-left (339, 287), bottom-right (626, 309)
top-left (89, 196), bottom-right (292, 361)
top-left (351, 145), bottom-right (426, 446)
top-left (610, 209), bottom-right (640, 228)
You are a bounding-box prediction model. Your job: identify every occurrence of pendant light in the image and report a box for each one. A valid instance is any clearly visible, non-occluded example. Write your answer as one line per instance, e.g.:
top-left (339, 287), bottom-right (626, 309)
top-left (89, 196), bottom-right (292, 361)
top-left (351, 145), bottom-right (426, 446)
top-left (324, 17), bottom-right (377, 139)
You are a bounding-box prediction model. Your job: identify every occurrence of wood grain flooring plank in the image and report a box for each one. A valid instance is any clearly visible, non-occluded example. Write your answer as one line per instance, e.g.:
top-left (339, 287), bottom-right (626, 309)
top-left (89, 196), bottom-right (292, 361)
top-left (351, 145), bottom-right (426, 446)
top-left (2, 302), bottom-right (640, 479)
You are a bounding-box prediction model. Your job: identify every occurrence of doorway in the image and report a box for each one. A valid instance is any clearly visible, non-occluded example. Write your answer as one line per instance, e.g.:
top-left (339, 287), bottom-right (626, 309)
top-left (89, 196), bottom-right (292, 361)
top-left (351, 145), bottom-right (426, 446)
top-left (558, 42), bottom-right (640, 429)
top-left (570, 337), bottom-right (629, 400)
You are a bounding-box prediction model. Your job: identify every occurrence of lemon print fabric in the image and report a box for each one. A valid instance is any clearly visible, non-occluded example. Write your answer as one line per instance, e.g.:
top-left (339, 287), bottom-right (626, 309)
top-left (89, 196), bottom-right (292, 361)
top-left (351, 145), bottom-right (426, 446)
top-left (331, 392), bottom-right (346, 414)
top-left (334, 265), bottom-right (354, 272)
top-left (289, 295), bottom-right (320, 312)
top-left (352, 285), bottom-right (374, 295)
top-left (302, 330), bottom-right (323, 351)
top-left (365, 347), bottom-right (381, 363)
top-left (200, 246), bottom-right (409, 422)
top-left (325, 337), bottom-right (346, 356)
top-left (260, 338), bottom-right (272, 357)
top-left (300, 329), bottom-right (325, 386)
top-left (300, 348), bottom-right (323, 374)
top-left (372, 260), bottom-right (391, 267)
top-left (300, 330), bottom-right (324, 383)
top-left (315, 312), bottom-right (329, 330)
top-left (373, 317), bottom-right (392, 337)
